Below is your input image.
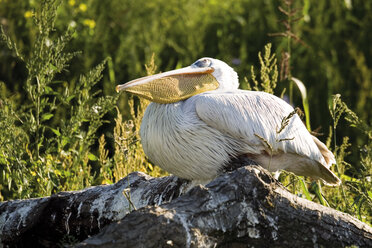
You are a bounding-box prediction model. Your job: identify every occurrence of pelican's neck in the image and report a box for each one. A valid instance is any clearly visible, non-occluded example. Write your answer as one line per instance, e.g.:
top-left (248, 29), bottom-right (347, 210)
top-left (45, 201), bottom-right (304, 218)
top-left (213, 66), bottom-right (239, 91)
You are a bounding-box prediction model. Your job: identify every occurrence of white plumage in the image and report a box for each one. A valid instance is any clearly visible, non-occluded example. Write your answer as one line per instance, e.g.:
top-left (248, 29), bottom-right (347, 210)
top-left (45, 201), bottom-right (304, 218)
top-left (116, 58), bottom-right (341, 185)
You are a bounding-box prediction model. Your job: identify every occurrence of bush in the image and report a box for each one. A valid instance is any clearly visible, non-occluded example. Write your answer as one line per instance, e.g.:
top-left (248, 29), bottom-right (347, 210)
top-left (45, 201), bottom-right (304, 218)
top-left (0, 0), bottom-right (118, 199)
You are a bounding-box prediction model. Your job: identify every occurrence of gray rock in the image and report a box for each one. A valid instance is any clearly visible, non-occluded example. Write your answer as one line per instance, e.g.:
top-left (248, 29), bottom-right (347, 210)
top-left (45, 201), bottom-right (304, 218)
top-left (1, 164), bottom-right (371, 247)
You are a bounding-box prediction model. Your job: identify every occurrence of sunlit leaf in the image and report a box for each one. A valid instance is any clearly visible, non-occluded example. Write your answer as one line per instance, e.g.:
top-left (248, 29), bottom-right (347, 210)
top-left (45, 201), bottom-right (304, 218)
top-left (291, 77), bottom-right (311, 130)
top-left (299, 178), bottom-right (312, 201)
top-left (49, 127), bottom-right (61, 136)
top-left (88, 153), bottom-right (98, 161)
top-left (41, 113), bottom-right (54, 121)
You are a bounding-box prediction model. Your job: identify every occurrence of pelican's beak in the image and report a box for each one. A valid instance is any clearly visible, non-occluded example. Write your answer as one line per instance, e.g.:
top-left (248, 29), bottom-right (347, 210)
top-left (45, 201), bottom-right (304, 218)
top-left (116, 66), bottom-right (219, 103)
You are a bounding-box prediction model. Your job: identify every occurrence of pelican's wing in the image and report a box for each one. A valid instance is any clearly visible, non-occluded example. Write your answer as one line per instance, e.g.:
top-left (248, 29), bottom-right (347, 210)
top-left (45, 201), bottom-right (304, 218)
top-left (194, 90), bottom-right (324, 162)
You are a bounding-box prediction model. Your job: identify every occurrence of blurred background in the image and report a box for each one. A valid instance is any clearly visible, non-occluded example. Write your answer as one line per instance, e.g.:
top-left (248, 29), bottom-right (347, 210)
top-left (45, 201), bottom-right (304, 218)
top-left (2, 0), bottom-right (371, 136)
top-left (0, 0), bottom-right (371, 205)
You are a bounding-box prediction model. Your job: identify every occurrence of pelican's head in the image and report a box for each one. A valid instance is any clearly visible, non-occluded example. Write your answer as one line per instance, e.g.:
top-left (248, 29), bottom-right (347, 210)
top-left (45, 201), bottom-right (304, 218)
top-left (116, 58), bottom-right (239, 103)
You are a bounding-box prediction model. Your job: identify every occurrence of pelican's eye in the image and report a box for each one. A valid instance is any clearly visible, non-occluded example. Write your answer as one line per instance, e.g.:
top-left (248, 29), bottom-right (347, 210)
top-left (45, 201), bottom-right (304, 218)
top-left (194, 58), bottom-right (211, 68)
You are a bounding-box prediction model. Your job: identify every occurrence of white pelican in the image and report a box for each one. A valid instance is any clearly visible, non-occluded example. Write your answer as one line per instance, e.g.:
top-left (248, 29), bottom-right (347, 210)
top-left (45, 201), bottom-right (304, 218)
top-left (116, 58), bottom-right (341, 186)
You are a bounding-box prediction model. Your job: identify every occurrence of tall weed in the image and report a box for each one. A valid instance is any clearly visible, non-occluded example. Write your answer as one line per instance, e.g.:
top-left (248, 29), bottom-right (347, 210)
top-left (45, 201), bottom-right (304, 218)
top-left (0, 0), bottom-right (117, 200)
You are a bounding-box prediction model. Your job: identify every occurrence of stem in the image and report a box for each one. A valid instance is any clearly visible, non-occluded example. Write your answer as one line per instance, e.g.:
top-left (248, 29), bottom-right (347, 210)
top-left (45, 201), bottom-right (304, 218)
top-left (285, 1), bottom-right (295, 193)
top-left (315, 182), bottom-right (328, 206)
top-left (36, 76), bottom-right (40, 159)
top-left (287, 2), bottom-right (293, 105)
top-left (333, 118), bottom-right (349, 209)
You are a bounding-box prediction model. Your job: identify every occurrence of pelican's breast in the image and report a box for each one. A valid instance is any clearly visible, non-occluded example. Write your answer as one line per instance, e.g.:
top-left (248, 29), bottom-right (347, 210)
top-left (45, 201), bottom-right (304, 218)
top-left (140, 98), bottom-right (239, 180)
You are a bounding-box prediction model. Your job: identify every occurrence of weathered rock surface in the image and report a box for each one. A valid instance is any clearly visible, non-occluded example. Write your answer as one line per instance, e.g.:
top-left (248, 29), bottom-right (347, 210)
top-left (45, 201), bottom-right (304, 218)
top-left (75, 166), bottom-right (372, 248)
top-left (1, 165), bottom-right (371, 248)
top-left (0, 172), bottom-right (187, 247)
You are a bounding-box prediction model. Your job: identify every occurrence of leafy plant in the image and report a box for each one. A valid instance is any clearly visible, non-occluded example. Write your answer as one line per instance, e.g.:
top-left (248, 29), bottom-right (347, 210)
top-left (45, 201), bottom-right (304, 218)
top-left (325, 94), bottom-right (371, 223)
top-left (98, 54), bottom-right (166, 185)
top-left (248, 43), bottom-right (278, 94)
top-left (112, 54), bottom-right (166, 182)
top-left (0, 0), bottom-right (117, 200)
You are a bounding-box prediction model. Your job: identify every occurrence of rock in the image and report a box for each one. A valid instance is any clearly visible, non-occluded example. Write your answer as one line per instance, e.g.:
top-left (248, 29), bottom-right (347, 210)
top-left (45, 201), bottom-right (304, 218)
top-left (0, 172), bottom-right (187, 247)
top-left (1, 164), bottom-right (371, 247)
top-left (76, 166), bottom-right (372, 248)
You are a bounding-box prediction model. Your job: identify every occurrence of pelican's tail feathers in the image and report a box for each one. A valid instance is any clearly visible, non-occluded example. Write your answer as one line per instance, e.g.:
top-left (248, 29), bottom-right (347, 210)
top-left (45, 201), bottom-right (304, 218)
top-left (312, 135), bottom-right (336, 167)
top-left (317, 163), bottom-right (341, 186)
top-left (311, 135), bottom-right (341, 186)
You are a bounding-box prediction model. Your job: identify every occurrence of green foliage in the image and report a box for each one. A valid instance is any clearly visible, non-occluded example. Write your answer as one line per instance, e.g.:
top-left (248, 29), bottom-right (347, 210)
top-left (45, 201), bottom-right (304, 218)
top-left (98, 55), bottom-right (167, 185)
top-left (249, 44), bottom-right (371, 225)
top-left (0, 0), bottom-right (117, 200)
top-left (326, 95), bottom-right (372, 223)
top-left (248, 43), bottom-right (278, 94)
top-left (2, 0), bottom-right (371, 145)
top-left (291, 77), bottom-right (311, 130)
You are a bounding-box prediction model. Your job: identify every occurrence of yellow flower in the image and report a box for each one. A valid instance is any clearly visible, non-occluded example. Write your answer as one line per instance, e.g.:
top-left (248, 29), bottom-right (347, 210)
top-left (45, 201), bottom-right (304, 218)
top-left (68, 0), bottom-right (75, 6)
top-left (24, 11), bottom-right (33, 18)
top-left (83, 19), bottom-right (96, 29)
top-left (101, 179), bottom-right (113, 185)
top-left (54, 169), bottom-right (62, 176)
top-left (79, 3), bottom-right (87, 12)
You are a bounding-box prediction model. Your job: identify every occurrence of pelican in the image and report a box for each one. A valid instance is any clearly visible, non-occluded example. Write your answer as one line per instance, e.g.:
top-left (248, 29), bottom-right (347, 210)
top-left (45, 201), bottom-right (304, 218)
top-left (116, 58), bottom-right (341, 186)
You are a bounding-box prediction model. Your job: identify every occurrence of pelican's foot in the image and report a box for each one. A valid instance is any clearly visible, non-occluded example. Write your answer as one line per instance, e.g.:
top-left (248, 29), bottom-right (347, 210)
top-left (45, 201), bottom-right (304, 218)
top-left (223, 156), bottom-right (259, 173)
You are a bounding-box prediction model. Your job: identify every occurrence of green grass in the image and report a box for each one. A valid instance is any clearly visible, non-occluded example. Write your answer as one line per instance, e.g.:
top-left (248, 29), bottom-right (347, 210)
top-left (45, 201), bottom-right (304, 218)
top-left (0, 0), bottom-right (119, 199)
top-left (0, 9), bottom-right (164, 199)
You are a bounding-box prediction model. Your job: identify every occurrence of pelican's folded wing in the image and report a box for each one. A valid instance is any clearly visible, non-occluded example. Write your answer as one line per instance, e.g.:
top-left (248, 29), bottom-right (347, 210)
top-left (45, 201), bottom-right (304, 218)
top-left (194, 90), bottom-right (323, 161)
